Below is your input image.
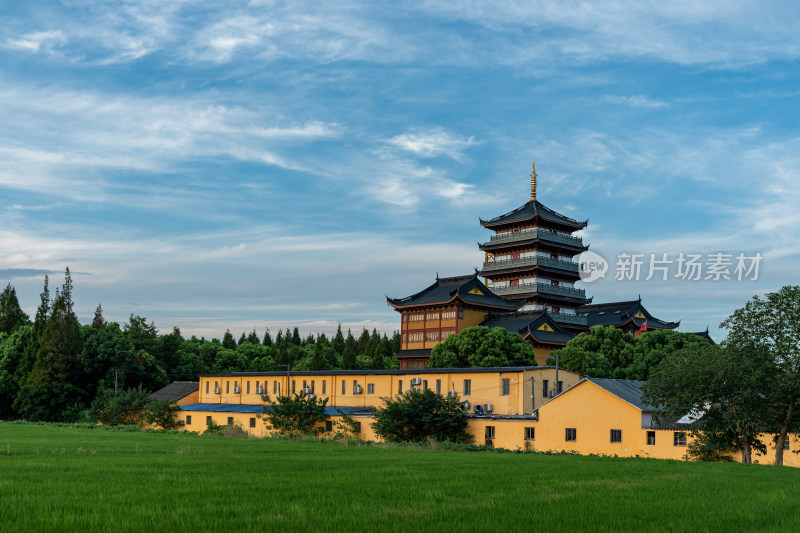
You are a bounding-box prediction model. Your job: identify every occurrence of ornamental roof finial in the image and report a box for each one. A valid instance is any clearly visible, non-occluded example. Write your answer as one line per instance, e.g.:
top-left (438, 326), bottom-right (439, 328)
top-left (530, 161), bottom-right (537, 202)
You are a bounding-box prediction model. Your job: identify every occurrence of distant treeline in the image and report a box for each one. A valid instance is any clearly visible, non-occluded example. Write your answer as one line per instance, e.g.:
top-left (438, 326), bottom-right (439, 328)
top-left (0, 269), bottom-right (400, 422)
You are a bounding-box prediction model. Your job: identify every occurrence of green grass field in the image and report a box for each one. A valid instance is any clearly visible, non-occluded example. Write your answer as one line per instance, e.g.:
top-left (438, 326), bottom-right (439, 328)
top-left (1, 422), bottom-right (798, 532)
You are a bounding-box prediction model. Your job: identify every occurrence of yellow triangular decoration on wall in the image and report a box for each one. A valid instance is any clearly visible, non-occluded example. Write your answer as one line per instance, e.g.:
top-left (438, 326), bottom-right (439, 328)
top-left (537, 322), bottom-right (554, 332)
top-left (468, 288), bottom-right (484, 295)
top-left (634, 311), bottom-right (646, 319)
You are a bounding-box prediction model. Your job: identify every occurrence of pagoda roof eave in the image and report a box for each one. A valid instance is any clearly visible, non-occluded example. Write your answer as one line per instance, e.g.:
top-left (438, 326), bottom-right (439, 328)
top-left (479, 200), bottom-right (587, 230)
top-left (478, 239), bottom-right (589, 253)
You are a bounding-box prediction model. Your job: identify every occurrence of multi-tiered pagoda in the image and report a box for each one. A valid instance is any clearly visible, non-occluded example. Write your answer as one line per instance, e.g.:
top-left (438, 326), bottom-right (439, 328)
top-left (387, 162), bottom-right (680, 369)
top-left (478, 163), bottom-right (590, 326)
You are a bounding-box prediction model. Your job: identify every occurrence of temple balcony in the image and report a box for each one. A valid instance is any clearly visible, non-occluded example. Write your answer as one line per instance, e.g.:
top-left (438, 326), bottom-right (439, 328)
top-left (486, 227), bottom-right (583, 247)
top-left (482, 255), bottom-right (579, 274)
top-left (491, 282), bottom-right (587, 299)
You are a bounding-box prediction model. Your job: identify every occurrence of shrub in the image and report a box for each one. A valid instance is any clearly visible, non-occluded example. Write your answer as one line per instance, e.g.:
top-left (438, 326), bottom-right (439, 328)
top-left (262, 392), bottom-right (329, 435)
top-left (371, 389), bottom-right (472, 444)
top-left (91, 387), bottom-right (149, 426)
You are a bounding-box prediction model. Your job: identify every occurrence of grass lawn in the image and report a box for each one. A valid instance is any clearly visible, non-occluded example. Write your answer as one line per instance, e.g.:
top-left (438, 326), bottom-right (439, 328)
top-left (1, 422), bottom-right (798, 532)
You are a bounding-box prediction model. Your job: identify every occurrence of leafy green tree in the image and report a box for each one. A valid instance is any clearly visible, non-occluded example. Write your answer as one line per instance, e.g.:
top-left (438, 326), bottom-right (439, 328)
top-left (547, 326), bottom-right (634, 377)
top-left (720, 285), bottom-right (800, 466)
top-left (371, 389), bottom-right (472, 443)
top-left (91, 304), bottom-right (105, 329)
top-left (262, 391), bottom-right (329, 435)
top-left (428, 326), bottom-right (536, 368)
top-left (0, 324), bottom-right (33, 417)
top-left (624, 330), bottom-right (712, 381)
top-left (212, 348), bottom-right (247, 372)
top-left (144, 399), bottom-right (185, 429)
top-left (643, 343), bottom-right (771, 463)
top-left (78, 324), bottom-right (137, 400)
top-left (0, 283), bottom-right (29, 334)
top-left (157, 327), bottom-right (183, 375)
top-left (91, 386), bottom-right (150, 425)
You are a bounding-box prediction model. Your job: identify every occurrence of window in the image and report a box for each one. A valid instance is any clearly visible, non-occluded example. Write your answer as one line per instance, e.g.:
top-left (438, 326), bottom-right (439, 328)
top-left (485, 426), bottom-right (495, 439)
top-left (353, 422), bottom-right (362, 433)
top-left (524, 427), bottom-right (535, 441)
top-left (227, 417), bottom-right (234, 426)
top-left (436, 379), bottom-right (441, 395)
top-left (409, 313), bottom-right (424, 322)
top-left (249, 418), bottom-right (256, 428)
top-left (441, 310), bottom-right (456, 320)
top-left (426, 312), bottom-right (439, 321)
top-left (557, 381), bottom-right (564, 394)
top-left (311, 380), bottom-right (315, 394)
top-left (368, 384), bottom-right (375, 394)
top-left (463, 379), bottom-right (472, 396)
top-left (458, 310), bottom-right (464, 319)
top-left (247, 381), bottom-right (250, 394)
top-left (342, 380), bottom-right (347, 394)
top-left (425, 330), bottom-right (439, 342)
top-left (441, 329), bottom-right (456, 340)
top-left (674, 432), bottom-right (687, 446)
top-left (206, 416), bottom-right (212, 425)
top-left (408, 332), bottom-right (424, 342)
top-left (186, 415), bottom-right (192, 425)
top-left (610, 429), bottom-right (622, 443)
top-left (783, 437), bottom-right (790, 451)
top-left (226, 381), bottom-right (230, 394)
top-left (273, 381), bottom-right (278, 394)
top-left (565, 428), bottom-right (577, 442)
top-left (214, 381), bottom-right (219, 393)
top-left (501, 378), bottom-right (510, 396)
top-left (303, 380), bottom-right (307, 389)
top-left (322, 380), bottom-right (327, 394)
top-left (542, 380), bottom-right (549, 397)
top-left (292, 380), bottom-right (296, 394)
top-left (205, 382), bottom-right (209, 394)
top-left (401, 333), bottom-right (407, 344)
top-left (353, 380), bottom-right (358, 393)
top-left (647, 431), bottom-right (656, 445)
top-left (275, 381), bottom-right (280, 395)
top-left (325, 421), bottom-right (333, 432)
top-left (423, 380), bottom-right (428, 391)
top-left (398, 380), bottom-right (403, 394)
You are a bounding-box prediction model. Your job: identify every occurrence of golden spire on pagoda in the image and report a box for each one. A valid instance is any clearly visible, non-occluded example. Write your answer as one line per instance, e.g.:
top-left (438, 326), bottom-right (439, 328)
top-left (530, 161), bottom-right (537, 202)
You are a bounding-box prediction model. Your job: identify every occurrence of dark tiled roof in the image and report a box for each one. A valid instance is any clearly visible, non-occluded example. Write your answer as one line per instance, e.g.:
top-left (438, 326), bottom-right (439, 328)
top-left (387, 274), bottom-right (523, 310)
top-left (479, 237), bottom-right (588, 254)
top-left (205, 366), bottom-right (541, 377)
top-left (396, 349), bottom-right (432, 359)
top-left (690, 329), bottom-right (716, 345)
top-left (653, 414), bottom-right (706, 431)
top-left (578, 300), bottom-right (679, 330)
top-left (586, 377), bottom-right (656, 411)
top-left (148, 381), bottom-right (198, 402)
top-left (481, 311), bottom-right (575, 346)
top-left (480, 200), bottom-right (587, 230)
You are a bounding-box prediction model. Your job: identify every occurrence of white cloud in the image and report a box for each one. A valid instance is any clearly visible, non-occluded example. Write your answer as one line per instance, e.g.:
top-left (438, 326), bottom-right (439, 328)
top-left (605, 95), bottom-right (668, 108)
top-left (387, 128), bottom-right (478, 161)
top-left (5, 30), bottom-right (66, 53)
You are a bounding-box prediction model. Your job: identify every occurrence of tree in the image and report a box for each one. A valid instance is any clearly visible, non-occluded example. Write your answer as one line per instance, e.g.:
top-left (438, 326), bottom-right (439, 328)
top-left (720, 285), bottom-right (800, 466)
top-left (91, 386), bottom-right (150, 426)
top-left (222, 330), bottom-right (237, 350)
top-left (91, 304), bottom-right (105, 329)
top-left (546, 326), bottom-right (635, 378)
top-left (0, 283), bottom-right (29, 334)
top-left (262, 392), bottom-right (329, 435)
top-left (144, 399), bottom-right (185, 429)
top-left (332, 324), bottom-right (345, 355)
top-left (262, 328), bottom-right (273, 347)
top-left (643, 343), bottom-right (770, 463)
top-left (342, 329), bottom-right (357, 369)
top-left (371, 389), bottom-right (471, 443)
top-left (428, 326), bottom-right (536, 368)
top-left (246, 329), bottom-right (260, 345)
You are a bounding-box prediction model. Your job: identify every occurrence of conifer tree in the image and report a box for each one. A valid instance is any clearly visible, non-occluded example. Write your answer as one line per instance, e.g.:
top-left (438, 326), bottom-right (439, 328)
top-left (0, 283), bottom-right (29, 334)
top-left (357, 327), bottom-right (370, 356)
top-left (291, 327), bottom-right (302, 347)
top-left (342, 329), bottom-right (357, 369)
top-left (91, 304), bottom-right (105, 329)
top-left (17, 276), bottom-right (51, 389)
top-left (222, 330), bottom-right (236, 349)
top-left (262, 328), bottom-right (273, 347)
top-left (310, 340), bottom-right (325, 370)
top-left (247, 329), bottom-right (260, 345)
top-left (238, 331), bottom-right (247, 345)
top-left (332, 324), bottom-right (345, 355)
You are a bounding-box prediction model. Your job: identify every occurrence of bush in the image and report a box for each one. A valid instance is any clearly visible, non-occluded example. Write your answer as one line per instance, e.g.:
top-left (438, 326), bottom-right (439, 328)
top-left (91, 387), bottom-right (150, 426)
top-left (371, 389), bottom-right (472, 444)
top-left (262, 392), bottom-right (329, 435)
top-left (143, 399), bottom-right (184, 430)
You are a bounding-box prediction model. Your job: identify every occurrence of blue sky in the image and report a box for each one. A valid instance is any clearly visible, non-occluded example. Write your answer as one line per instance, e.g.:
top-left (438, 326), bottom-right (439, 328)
top-left (1, 1), bottom-right (799, 341)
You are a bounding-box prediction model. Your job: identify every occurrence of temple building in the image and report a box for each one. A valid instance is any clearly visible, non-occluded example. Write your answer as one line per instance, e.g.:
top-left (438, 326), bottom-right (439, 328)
top-left (387, 162), bottom-right (679, 369)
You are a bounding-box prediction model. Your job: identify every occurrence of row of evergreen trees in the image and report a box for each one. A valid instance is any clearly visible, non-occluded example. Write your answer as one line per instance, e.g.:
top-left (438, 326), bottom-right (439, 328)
top-left (0, 269), bottom-right (400, 421)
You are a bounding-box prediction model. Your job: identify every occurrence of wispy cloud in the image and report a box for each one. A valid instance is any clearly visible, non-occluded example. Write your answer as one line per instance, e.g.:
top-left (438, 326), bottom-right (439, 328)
top-left (387, 128), bottom-right (478, 161)
top-left (605, 95), bottom-right (668, 108)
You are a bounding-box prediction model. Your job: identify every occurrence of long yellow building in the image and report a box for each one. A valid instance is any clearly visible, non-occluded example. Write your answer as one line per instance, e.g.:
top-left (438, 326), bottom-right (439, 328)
top-left (173, 368), bottom-right (797, 467)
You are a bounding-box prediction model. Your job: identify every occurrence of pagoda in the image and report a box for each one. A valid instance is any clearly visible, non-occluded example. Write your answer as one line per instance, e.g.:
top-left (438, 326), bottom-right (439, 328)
top-left (478, 163), bottom-right (591, 326)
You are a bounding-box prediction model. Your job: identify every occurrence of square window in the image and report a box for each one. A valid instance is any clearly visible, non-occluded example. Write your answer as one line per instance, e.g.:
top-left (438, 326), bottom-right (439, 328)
top-left (610, 429), bottom-right (622, 443)
top-left (463, 379), bottom-right (472, 396)
top-left (186, 415), bottom-right (192, 425)
top-left (501, 378), bottom-right (510, 396)
top-left (647, 431), bottom-right (656, 445)
top-left (565, 428), bottom-right (577, 442)
top-left (249, 418), bottom-right (256, 428)
top-left (524, 427), bottom-right (535, 441)
top-left (325, 421), bottom-right (333, 432)
top-left (485, 426), bottom-right (495, 439)
top-left (227, 417), bottom-right (233, 426)
top-left (674, 432), bottom-right (687, 446)
top-left (368, 384), bottom-right (375, 394)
